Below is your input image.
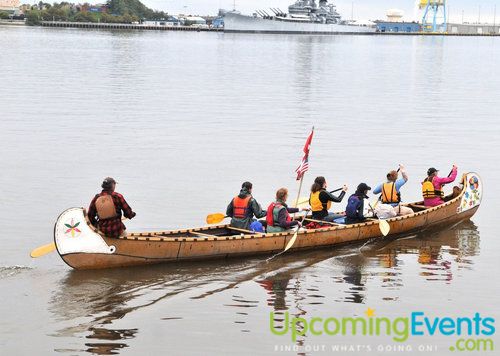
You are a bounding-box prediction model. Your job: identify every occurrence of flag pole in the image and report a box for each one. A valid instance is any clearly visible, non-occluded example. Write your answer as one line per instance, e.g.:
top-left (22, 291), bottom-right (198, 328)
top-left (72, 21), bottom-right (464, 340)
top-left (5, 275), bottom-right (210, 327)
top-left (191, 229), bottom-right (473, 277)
top-left (293, 126), bottom-right (314, 215)
top-left (294, 175), bottom-right (305, 209)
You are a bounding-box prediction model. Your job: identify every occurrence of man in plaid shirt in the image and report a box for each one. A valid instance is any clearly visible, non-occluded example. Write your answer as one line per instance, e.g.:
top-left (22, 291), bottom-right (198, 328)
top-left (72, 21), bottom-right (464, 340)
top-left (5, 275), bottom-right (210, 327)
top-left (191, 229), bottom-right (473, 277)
top-left (88, 177), bottom-right (136, 238)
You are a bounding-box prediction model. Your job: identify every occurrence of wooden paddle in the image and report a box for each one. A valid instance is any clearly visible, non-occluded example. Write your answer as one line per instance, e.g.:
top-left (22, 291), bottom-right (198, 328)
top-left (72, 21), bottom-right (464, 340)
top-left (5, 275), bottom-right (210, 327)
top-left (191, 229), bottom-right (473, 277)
top-left (266, 213), bottom-right (308, 261)
top-left (303, 217), bottom-right (339, 226)
top-left (296, 187), bottom-right (344, 206)
top-left (368, 202), bottom-right (390, 236)
top-left (206, 213), bottom-right (227, 224)
top-left (283, 214), bottom-right (309, 253)
top-left (30, 217), bottom-right (128, 258)
top-left (30, 242), bottom-right (56, 258)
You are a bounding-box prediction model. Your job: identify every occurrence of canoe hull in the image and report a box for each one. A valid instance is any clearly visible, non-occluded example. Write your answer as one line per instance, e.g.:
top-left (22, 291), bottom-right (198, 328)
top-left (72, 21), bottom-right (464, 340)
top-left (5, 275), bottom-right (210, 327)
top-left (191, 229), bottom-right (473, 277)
top-left (55, 172), bottom-right (483, 270)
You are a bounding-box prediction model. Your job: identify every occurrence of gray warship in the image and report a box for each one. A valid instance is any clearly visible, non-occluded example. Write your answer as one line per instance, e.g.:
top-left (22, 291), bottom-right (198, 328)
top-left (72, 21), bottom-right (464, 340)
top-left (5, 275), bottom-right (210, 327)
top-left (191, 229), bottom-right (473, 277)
top-left (224, 0), bottom-right (376, 34)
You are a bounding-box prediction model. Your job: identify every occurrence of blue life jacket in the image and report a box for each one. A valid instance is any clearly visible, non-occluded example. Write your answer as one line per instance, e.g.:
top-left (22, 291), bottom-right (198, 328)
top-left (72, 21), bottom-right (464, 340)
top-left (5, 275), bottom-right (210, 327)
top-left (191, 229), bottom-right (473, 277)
top-left (346, 195), bottom-right (362, 219)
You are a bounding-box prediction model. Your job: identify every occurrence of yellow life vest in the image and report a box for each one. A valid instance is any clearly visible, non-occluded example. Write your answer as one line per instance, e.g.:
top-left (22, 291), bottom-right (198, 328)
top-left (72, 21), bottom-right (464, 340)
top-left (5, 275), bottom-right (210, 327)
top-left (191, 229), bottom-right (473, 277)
top-left (382, 182), bottom-right (401, 204)
top-left (421, 178), bottom-right (444, 199)
top-left (309, 191), bottom-right (331, 212)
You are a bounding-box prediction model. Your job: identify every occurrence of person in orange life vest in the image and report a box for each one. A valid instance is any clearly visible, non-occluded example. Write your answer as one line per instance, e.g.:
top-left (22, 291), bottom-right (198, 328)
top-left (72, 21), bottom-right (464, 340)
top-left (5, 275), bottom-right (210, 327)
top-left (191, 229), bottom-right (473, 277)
top-left (422, 165), bottom-right (458, 207)
top-left (226, 181), bottom-right (266, 230)
top-left (88, 177), bottom-right (136, 238)
top-left (266, 188), bottom-right (310, 233)
top-left (372, 164), bottom-right (413, 216)
top-left (309, 176), bottom-right (348, 222)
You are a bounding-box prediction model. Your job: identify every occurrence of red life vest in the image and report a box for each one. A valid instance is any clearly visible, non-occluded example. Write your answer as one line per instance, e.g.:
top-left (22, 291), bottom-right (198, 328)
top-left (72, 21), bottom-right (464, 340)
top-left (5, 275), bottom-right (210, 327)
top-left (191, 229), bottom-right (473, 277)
top-left (232, 196), bottom-right (252, 218)
top-left (266, 202), bottom-right (292, 227)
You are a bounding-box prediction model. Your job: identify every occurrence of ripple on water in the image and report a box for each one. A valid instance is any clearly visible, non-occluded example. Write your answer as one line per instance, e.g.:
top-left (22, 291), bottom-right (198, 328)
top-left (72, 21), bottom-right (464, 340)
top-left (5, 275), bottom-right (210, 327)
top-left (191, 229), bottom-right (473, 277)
top-left (0, 265), bottom-right (32, 279)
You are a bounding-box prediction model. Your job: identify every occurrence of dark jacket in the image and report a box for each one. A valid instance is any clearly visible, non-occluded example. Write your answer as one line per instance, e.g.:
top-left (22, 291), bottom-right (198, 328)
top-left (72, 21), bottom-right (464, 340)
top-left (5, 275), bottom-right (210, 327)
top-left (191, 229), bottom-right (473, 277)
top-left (345, 193), bottom-right (365, 223)
top-left (274, 201), bottom-right (300, 229)
top-left (226, 188), bottom-right (266, 230)
top-left (311, 189), bottom-right (346, 220)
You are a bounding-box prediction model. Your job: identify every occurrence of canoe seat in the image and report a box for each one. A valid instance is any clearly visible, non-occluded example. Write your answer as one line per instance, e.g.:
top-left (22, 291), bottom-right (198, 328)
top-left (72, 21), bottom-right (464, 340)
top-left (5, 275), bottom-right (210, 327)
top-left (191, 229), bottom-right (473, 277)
top-left (189, 231), bottom-right (217, 238)
top-left (409, 204), bottom-right (428, 211)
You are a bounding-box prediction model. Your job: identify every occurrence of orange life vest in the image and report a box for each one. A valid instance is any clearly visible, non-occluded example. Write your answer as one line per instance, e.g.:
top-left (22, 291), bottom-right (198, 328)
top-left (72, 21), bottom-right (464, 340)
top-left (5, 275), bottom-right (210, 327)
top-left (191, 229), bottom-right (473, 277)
top-left (96, 194), bottom-right (117, 220)
top-left (232, 196), bottom-right (252, 219)
top-left (382, 182), bottom-right (401, 204)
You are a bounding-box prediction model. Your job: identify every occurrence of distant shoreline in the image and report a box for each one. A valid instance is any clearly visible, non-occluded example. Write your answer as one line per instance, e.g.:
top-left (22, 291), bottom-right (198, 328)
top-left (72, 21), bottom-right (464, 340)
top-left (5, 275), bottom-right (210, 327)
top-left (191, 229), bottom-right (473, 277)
top-left (0, 20), bottom-right (26, 26)
top-left (2, 20), bottom-right (500, 36)
top-left (40, 21), bottom-right (222, 32)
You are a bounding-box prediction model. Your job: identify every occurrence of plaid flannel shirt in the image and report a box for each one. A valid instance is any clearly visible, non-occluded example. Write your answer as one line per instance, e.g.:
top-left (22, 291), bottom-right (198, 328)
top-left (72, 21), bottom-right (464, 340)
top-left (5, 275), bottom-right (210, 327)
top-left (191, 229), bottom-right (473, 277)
top-left (88, 190), bottom-right (136, 238)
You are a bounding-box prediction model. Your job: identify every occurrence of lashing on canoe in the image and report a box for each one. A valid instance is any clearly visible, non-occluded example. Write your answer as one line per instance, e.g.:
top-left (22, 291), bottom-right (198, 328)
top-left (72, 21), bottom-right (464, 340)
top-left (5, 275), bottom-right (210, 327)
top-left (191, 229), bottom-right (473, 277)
top-left (52, 172), bottom-right (482, 270)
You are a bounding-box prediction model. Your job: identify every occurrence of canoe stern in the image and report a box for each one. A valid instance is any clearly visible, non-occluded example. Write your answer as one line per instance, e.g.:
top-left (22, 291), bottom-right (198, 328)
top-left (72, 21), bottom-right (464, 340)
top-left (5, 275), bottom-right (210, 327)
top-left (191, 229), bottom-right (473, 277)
top-left (54, 207), bottom-right (116, 259)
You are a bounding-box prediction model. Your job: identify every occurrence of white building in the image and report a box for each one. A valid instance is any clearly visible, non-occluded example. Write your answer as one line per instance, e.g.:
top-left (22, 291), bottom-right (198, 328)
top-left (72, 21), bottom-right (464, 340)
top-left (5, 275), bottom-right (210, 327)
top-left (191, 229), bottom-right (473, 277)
top-left (0, 0), bottom-right (19, 11)
top-left (183, 16), bottom-right (207, 27)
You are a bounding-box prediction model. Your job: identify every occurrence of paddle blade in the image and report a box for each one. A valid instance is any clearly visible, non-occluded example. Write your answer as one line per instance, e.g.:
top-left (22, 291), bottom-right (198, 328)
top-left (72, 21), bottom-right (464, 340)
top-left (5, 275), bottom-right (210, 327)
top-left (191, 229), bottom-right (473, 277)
top-left (379, 219), bottom-right (390, 236)
top-left (206, 213), bottom-right (226, 225)
top-left (30, 242), bottom-right (56, 258)
top-left (283, 229), bottom-right (299, 252)
top-left (296, 196), bottom-right (310, 207)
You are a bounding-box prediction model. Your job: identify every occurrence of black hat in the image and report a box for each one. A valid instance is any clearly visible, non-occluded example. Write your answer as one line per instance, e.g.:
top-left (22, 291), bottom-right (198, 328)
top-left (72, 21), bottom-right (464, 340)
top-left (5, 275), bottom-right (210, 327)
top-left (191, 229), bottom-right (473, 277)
top-left (102, 177), bottom-right (117, 189)
top-left (356, 183), bottom-right (371, 199)
top-left (427, 168), bottom-right (438, 176)
top-left (357, 183), bottom-right (371, 192)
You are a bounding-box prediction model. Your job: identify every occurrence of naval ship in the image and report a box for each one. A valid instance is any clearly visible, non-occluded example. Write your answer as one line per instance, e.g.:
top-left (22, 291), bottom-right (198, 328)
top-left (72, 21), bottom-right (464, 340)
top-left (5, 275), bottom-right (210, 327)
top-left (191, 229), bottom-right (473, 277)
top-left (224, 0), bottom-right (376, 34)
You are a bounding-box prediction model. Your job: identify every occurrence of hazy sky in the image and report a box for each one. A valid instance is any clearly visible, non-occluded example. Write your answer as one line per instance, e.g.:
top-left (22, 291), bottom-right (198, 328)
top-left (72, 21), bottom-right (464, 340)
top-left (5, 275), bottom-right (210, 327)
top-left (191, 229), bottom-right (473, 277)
top-left (140, 0), bottom-right (500, 23)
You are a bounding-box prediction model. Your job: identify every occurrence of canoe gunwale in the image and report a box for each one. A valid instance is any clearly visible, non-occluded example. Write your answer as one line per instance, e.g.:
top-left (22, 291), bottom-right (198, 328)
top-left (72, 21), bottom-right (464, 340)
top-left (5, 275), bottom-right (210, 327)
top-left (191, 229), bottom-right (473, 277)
top-left (113, 187), bottom-right (464, 243)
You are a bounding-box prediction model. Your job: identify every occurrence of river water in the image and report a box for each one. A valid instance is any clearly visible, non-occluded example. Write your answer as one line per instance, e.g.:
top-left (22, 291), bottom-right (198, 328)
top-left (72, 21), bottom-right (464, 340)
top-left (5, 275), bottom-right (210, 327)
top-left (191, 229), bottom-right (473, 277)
top-left (0, 26), bottom-right (499, 355)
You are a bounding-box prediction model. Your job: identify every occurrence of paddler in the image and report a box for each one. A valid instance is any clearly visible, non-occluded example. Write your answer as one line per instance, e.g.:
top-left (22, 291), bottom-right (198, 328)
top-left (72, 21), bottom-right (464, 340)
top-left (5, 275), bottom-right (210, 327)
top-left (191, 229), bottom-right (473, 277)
top-left (309, 176), bottom-right (348, 222)
top-left (88, 177), bottom-right (136, 237)
top-left (422, 165), bottom-right (458, 207)
top-left (373, 164), bottom-right (413, 216)
top-left (226, 181), bottom-right (266, 230)
top-left (266, 188), bottom-right (309, 233)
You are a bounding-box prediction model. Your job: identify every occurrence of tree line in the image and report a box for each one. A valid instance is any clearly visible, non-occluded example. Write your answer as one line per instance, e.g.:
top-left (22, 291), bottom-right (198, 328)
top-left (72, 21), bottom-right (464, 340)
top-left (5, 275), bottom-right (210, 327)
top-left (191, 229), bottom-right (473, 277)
top-left (25, 0), bottom-right (169, 25)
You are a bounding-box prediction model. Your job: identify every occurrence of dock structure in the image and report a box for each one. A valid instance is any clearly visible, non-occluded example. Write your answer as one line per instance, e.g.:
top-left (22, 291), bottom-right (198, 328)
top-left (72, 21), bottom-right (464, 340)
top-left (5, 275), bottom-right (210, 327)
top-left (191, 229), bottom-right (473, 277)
top-left (31, 20), bottom-right (500, 36)
top-left (40, 21), bottom-right (222, 32)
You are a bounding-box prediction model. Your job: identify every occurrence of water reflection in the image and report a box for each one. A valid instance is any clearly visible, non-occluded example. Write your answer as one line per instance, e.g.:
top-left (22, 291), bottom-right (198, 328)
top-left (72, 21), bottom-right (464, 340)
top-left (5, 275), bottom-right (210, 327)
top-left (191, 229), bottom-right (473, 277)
top-left (50, 263), bottom-right (235, 354)
top-left (50, 253), bottom-right (344, 354)
top-left (372, 220), bottom-right (480, 283)
top-left (260, 221), bottom-right (480, 354)
top-left (49, 221), bottom-right (479, 354)
top-left (264, 221), bottom-right (479, 331)
top-left (85, 328), bottom-right (137, 355)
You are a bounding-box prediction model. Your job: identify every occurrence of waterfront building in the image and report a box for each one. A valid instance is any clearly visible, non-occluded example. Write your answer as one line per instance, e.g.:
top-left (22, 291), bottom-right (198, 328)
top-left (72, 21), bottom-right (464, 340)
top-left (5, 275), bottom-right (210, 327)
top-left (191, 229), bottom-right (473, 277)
top-left (376, 8), bottom-right (421, 33)
top-left (0, 0), bottom-right (19, 14)
top-left (143, 16), bottom-right (181, 26)
top-left (183, 16), bottom-right (207, 27)
top-left (376, 21), bottom-right (421, 33)
top-left (447, 23), bottom-right (500, 35)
